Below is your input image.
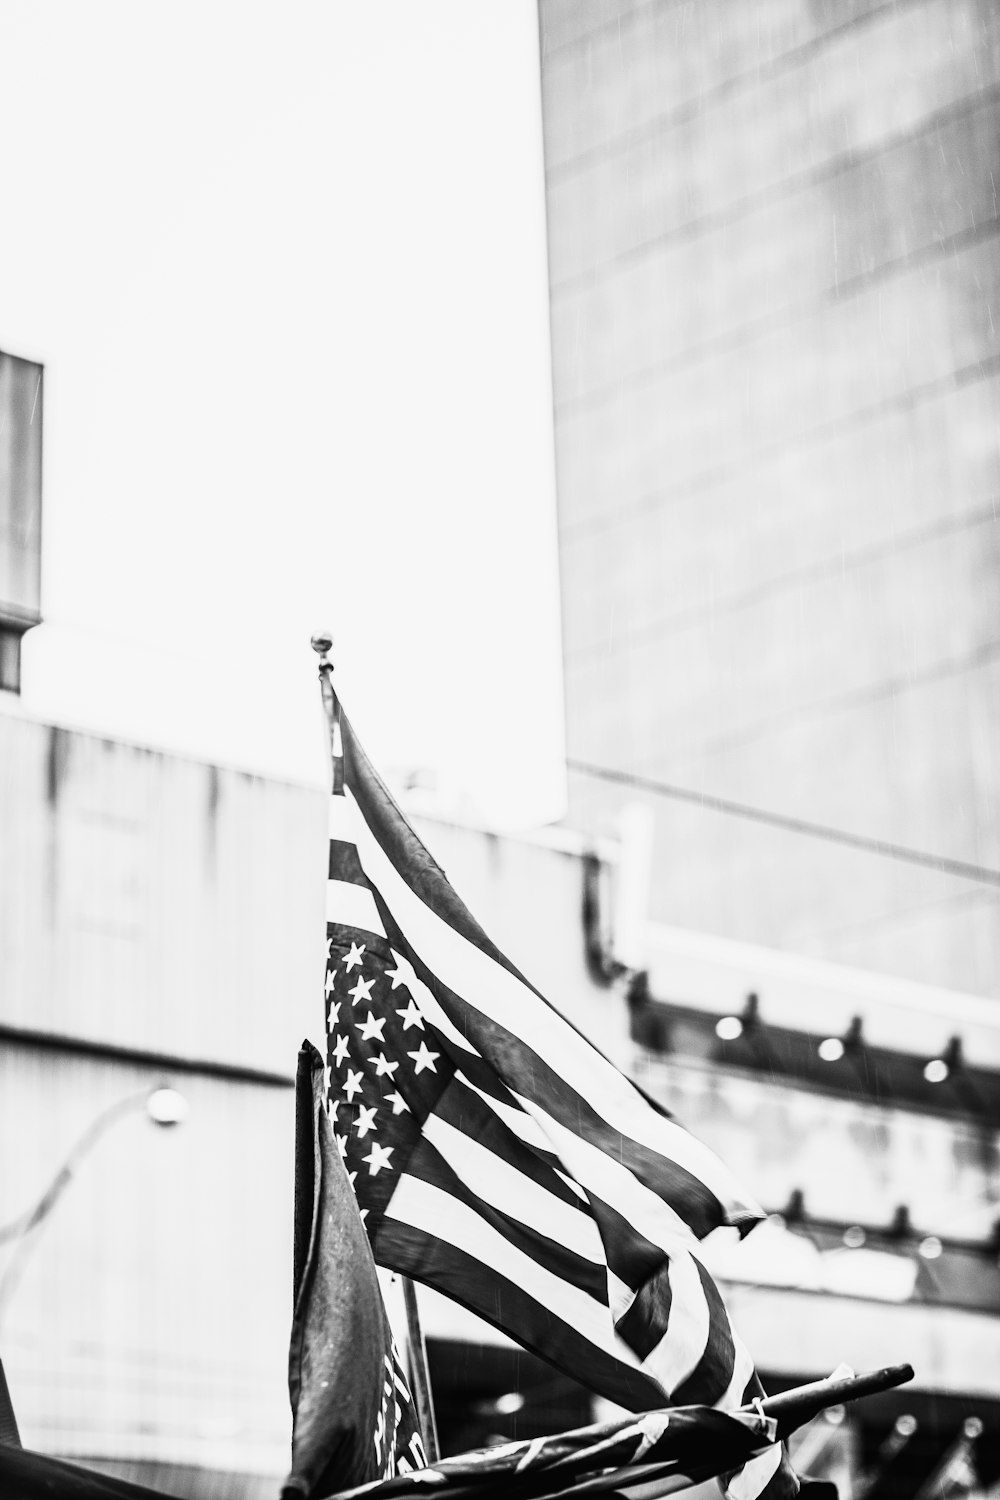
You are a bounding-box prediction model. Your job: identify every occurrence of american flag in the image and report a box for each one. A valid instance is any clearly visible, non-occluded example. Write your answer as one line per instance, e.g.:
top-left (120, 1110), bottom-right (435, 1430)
top-left (330, 1403), bottom-right (781, 1500)
top-left (323, 696), bottom-right (791, 1499)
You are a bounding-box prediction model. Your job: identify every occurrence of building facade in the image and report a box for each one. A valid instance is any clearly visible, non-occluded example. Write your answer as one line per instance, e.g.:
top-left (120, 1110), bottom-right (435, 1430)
top-left (538, 0), bottom-right (1000, 998)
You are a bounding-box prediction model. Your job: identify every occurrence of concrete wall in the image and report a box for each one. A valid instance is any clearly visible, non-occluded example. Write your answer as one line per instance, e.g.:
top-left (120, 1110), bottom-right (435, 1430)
top-left (539, 0), bottom-right (1000, 996)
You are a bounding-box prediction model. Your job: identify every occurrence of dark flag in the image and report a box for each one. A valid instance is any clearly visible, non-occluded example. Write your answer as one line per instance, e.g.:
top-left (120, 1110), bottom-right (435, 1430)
top-left (330, 1402), bottom-right (783, 1500)
top-left (320, 695), bottom-right (801, 1500)
top-left (284, 1042), bottom-right (426, 1498)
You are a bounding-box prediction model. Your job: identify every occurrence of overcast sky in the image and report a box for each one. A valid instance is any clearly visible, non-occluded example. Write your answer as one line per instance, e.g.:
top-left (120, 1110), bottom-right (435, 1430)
top-left (0, 0), bottom-right (565, 828)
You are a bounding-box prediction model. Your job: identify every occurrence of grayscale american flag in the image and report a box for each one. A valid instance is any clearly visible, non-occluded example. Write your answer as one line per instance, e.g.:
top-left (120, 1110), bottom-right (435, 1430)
top-left (323, 694), bottom-right (794, 1500)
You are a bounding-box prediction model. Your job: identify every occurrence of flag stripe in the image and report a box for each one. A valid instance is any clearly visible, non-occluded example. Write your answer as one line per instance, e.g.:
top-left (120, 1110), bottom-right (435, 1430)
top-left (434, 1078), bottom-right (594, 1216)
top-left (326, 878), bottom-right (386, 938)
top-left (383, 1172), bottom-right (629, 1366)
top-left (667, 1256), bottom-right (737, 1407)
top-left (376, 1184), bottom-right (666, 1412)
top-left (405, 1130), bottom-right (609, 1298)
top-left (337, 785), bottom-right (761, 1234)
top-left (360, 850), bottom-right (747, 1243)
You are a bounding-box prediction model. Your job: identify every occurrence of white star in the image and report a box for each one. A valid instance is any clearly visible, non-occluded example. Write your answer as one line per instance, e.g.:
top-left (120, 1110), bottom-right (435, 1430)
top-left (386, 1091), bottom-right (410, 1115)
top-left (395, 999), bottom-right (424, 1031)
top-left (327, 998), bottom-right (342, 1026)
top-left (358, 1011), bottom-right (387, 1043)
top-left (363, 1142), bottom-right (394, 1176)
top-left (325, 968), bottom-right (337, 996)
top-left (332, 1033), bottom-right (350, 1066)
top-left (326, 937), bottom-right (334, 961)
top-left (343, 1068), bottom-right (365, 1102)
top-left (373, 1052), bottom-right (399, 1078)
top-left (385, 958), bottom-right (408, 990)
top-left (344, 942), bottom-right (366, 972)
top-left (349, 974), bottom-right (375, 1006)
top-left (334, 1132), bottom-right (348, 1159)
top-left (407, 1041), bottom-right (439, 1075)
top-left (360, 1206), bottom-right (369, 1222)
top-left (355, 1104), bottom-right (379, 1138)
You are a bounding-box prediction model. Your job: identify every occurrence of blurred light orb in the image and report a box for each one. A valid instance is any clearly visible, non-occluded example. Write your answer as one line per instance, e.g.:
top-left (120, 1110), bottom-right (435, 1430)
top-left (818, 1037), bottom-right (845, 1062)
top-left (842, 1225), bottom-right (866, 1249)
top-left (923, 1058), bottom-right (949, 1084)
top-left (146, 1086), bottom-right (189, 1126)
top-left (715, 1015), bottom-right (743, 1041)
top-left (919, 1236), bottom-right (943, 1260)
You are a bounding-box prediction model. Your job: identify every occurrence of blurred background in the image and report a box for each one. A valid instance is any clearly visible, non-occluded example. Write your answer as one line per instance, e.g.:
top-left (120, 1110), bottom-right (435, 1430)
top-left (1, 2), bottom-right (998, 1497)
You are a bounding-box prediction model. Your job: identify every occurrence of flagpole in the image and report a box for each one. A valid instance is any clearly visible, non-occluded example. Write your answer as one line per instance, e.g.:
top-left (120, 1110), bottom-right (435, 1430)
top-left (310, 633), bottom-right (441, 1465)
top-left (401, 1276), bottom-right (441, 1462)
top-left (750, 1362), bottom-right (914, 1439)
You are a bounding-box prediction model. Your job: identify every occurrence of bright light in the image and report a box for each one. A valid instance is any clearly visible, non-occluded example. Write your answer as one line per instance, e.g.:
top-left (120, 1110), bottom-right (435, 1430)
top-left (494, 1392), bottom-right (525, 1415)
top-left (146, 1087), bottom-right (188, 1127)
top-left (918, 1236), bottom-right (943, 1260)
top-left (923, 1058), bottom-right (949, 1083)
top-left (818, 1037), bottom-right (845, 1062)
top-left (715, 1015), bottom-right (743, 1041)
top-left (842, 1225), bottom-right (866, 1249)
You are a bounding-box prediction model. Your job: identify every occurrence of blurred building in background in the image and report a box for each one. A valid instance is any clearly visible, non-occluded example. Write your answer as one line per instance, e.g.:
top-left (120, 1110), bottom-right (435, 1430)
top-left (0, 349), bottom-right (43, 694)
top-left (539, 0), bottom-right (1000, 997)
top-left (536, 0), bottom-right (1000, 1493)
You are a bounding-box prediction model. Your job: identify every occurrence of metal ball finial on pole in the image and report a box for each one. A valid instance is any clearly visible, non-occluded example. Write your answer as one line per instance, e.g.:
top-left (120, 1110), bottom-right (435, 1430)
top-left (311, 632), bottom-right (336, 742)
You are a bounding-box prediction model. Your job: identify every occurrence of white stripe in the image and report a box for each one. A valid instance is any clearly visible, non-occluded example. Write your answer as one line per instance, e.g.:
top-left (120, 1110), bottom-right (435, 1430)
top-left (421, 1112), bottom-right (605, 1266)
top-left (516, 1099), bottom-right (706, 1250)
top-left (453, 1075), bottom-right (590, 1201)
top-left (326, 879), bottom-right (386, 937)
top-left (341, 790), bottom-right (760, 1227)
top-left (384, 1173), bottom-right (644, 1374)
top-left (716, 1332), bottom-right (758, 1414)
top-left (328, 795), bottom-right (357, 842)
top-left (723, 1443), bottom-right (782, 1500)
top-left (638, 1250), bottom-right (711, 1398)
top-left (386, 951), bottom-right (477, 1055)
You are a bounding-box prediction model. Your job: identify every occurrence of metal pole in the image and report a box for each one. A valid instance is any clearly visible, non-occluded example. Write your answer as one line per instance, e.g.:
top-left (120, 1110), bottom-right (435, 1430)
top-left (310, 633), bottom-right (440, 1464)
top-left (751, 1363), bottom-right (915, 1440)
top-left (401, 1276), bottom-right (440, 1463)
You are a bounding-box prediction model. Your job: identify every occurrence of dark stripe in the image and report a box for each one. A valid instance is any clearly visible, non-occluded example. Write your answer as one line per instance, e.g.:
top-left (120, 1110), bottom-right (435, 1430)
top-left (372, 1215), bottom-right (666, 1413)
top-left (585, 1190), bottom-right (677, 1291)
top-left (668, 1257), bottom-right (737, 1408)
top-left (615, 1260), bottom-right (673, 1361)
top-left (441, 1075), bottom-right (587, 1211)
top-left (360, 881), bottom-right (733, 1240)
top-left (401, 1133), bottom-right (610, 1306)
top-left (341, 707), bottom-right (566, 1007)
top-left (329, 836), bottom-right (368, 885)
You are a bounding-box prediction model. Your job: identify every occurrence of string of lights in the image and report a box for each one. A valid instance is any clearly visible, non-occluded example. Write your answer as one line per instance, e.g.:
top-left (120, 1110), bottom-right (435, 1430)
top-left (567, 759), bottom-right (1000, 889)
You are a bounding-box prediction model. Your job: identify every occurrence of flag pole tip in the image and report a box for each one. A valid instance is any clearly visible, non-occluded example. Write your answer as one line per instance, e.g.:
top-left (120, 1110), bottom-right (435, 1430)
top-left (311, 632), bottom-right (334, 661)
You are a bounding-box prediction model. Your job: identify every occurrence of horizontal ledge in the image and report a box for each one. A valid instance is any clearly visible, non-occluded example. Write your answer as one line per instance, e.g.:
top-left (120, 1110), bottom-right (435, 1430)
top-left (0, 1022), bottom-right (295, 1089)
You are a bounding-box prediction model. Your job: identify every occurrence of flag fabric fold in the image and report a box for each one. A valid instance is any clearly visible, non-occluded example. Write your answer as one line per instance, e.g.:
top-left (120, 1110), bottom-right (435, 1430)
top-left (329, 1403), bottom-right (781, 1500)
top-left (321, 698), bottom-right (806, 1498)
top-left (284, 1041), bottom-right (426, 1498)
